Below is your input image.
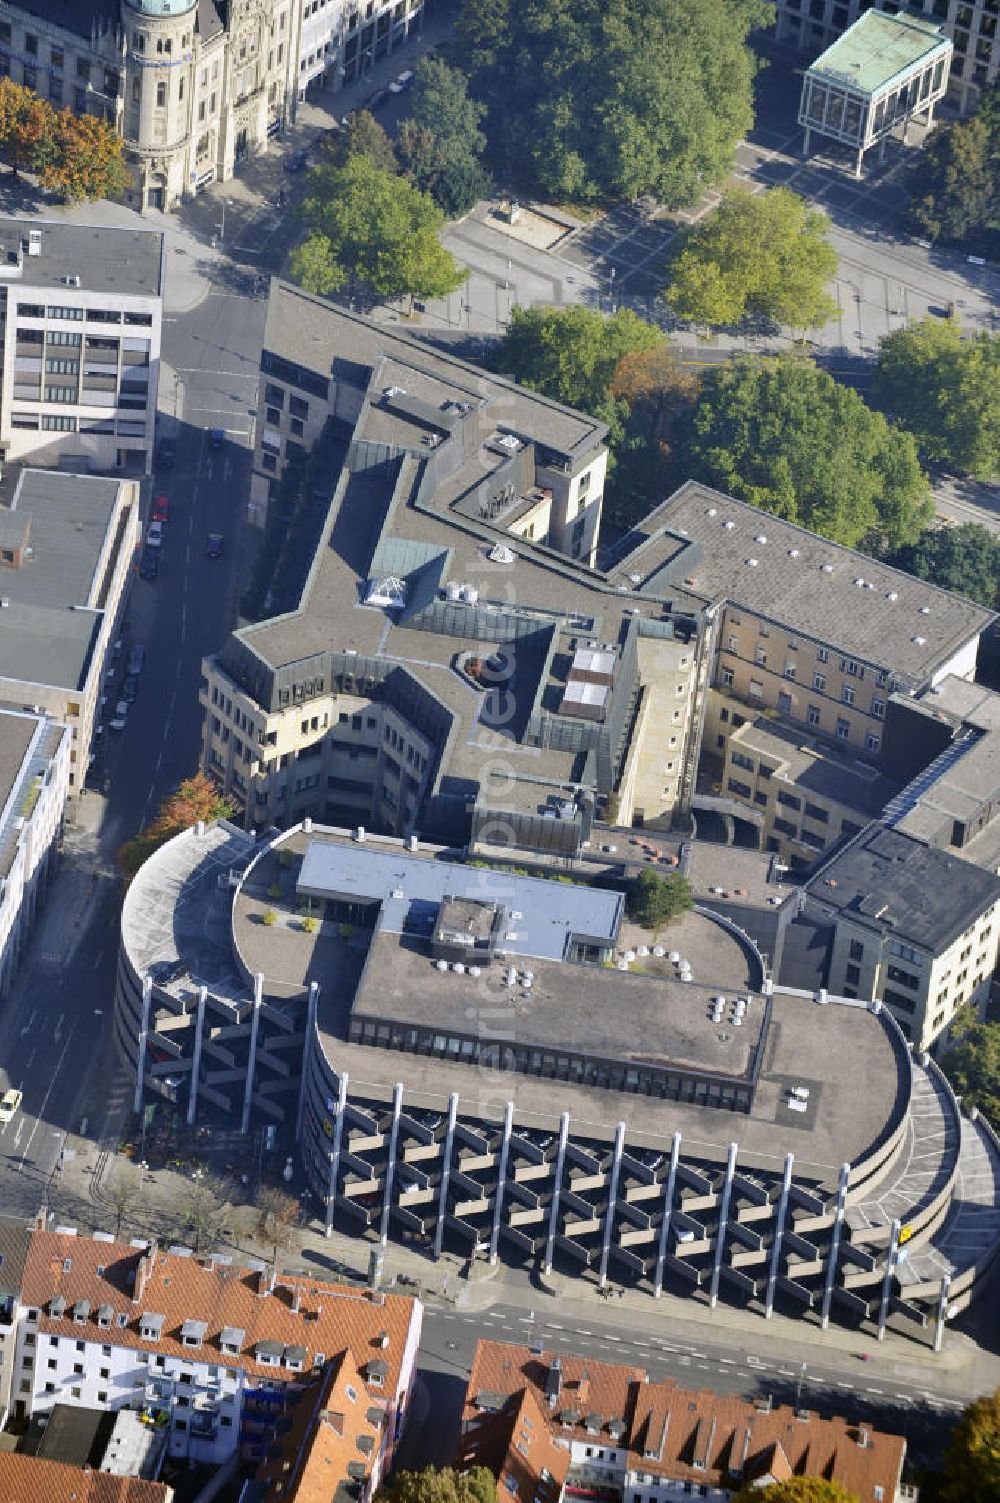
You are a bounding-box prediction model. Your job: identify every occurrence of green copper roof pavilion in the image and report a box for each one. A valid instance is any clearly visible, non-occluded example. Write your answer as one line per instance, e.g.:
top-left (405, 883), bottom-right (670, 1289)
top-left (798, 9), bottom-right (952, 176)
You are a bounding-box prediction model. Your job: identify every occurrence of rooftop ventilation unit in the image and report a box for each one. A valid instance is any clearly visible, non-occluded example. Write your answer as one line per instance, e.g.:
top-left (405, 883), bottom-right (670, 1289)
top-left (919, 605), bottom-right (930, 615)
top-left (495, 433), bottom-right (521, 451)
top-left (383, 386), bottom-right (406, 398)
top-left (489, 542), bottom-right (515, 565)
top-left (788, 548), bottom-right (799, 557)
top-left (746, 557), bottom-right (758, 567)
top-left (821, 563), bottom-right (834, 574)
top-left (723, 520), bottom-right (735, 530)
top-left (887, 590), bottom-right (898, 601)
top-left (754, 534), bottom-right (767, 544)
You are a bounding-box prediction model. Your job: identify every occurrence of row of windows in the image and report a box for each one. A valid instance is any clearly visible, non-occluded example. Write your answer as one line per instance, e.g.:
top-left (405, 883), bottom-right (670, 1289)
top-left (18, 305), bottom-right (153, 327)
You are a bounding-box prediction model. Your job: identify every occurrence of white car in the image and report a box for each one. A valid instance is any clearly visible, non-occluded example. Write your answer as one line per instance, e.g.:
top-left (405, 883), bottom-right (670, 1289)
top-left (110, 699), bottom-right (129, 732)
top-left (146, 519), bottom-right (164, 549)
top-left (0, 1088), bottom-right (22, 1124)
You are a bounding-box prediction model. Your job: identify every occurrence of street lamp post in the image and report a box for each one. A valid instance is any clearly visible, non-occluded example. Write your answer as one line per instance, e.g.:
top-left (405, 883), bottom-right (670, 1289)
top-left (42, 1131), bottom-right (65, 1220)
top-left (219, 196), bottom-right (234, 244)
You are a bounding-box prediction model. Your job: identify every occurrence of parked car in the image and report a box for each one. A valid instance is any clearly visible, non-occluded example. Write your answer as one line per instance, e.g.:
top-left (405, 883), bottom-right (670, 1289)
top-left (156, 435), bottom-right (177, 469)
top-left (123, 674), bottom-right (140, 702)
top-left (152, 494), bottom-right (170, 522)
top-left (139, 551), bottom-right (158, 580)
top-left (209, 427), bottom-right (225, 450)
top-left (389, 69), bottom-right (414, 93)
top-left (0, 1088), bottom-right (22, 1125)
top-left (146, 520), bottom-right (164, 549)
top-left (284, 148), bottom-right (308, 173)
top-left (206, 532), bottom-right (224, 558)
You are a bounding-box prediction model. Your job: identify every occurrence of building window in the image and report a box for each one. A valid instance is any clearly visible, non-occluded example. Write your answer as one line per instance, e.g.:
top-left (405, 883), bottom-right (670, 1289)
top-left (842, 685), bottom-right (855, 705)
top-left (813, 672), bottom-right (826, 691)
top-left (721, 668), bottom-right (734, 688)
top-left (850, 941), bottom-right (864, 963)
top-left (866, 733), bottom-right (880, 755)
top-left (836, 718), bottom-right (850, 741)
top-left (872, 697), bottom-right (884, 718)
top-left (807, 704), bottom-right (821, 726)
top-left (156, 80), bottom-right (166, 107)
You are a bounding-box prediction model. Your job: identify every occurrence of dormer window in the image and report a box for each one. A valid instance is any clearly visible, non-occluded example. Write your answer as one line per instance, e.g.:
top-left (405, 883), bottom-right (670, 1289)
top-left (181, 1319), bottom-right (207, 1348)
top-left (72, 1300), bottom-right (90, 1325)
top-left (139, 1312), bottom-right (164, 1342)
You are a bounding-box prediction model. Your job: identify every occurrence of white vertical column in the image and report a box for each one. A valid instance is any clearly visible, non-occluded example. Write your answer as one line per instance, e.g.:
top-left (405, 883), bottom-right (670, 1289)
top-left (598, 1122), bottom-right (626, 1291)
top-left (543, 1114), bottom-right (571, 1276)
top-left (877, 1220), bottom-right (901, 1342)
top-left (765, 1154), bottom-right (795, 1319)
top-left (379, 1083), bottom-right (404, 1248)
top-left (820, 1163), bottom-right (851, 1330)
top-left (133, 974), bottom-right (153, 1114)
top-left (186, 985), bottom-right (208, 1128)
top-left (709, 1142), bottom-right (739, 1309)
top-left (489, 1101), bottom-right (514, 1265)
top-left (434, 1093), bottom-right (459, 1258)
top-left (295, 980), bottom-right (320, 1140)
top-left (325, 1072), bottom-right (348, 1238)
top-left (241, 972), bottom-right (264, 1136)
top-left (934, 1273), bottom-right (952, 1353)
top-left (653, 1133), bottom-right (682, 1299)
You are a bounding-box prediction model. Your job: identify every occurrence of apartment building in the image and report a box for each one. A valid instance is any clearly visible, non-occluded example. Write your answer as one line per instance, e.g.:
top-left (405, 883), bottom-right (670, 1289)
top-left (459, 1341), bottom-right (910, 1503)
top-left (297, 0), bottom-right (424, 96)
top-left (771, 0), bottom-right (999, 112)
top-left (0, 1454), bottom-right (172, 1502)
top-left (801, 822), bottom-right (1000, 1049)
top-left (9, 1224), bottom-right (422, 1473)
top-left (0, 469), bottom-right (139, 795)
top-left (0, 1), bottom-right (303, 211)
top-left (0, 1220), bottom-right (30, 1427)
top-left (0, 217), bottom-right (163, 473)
top-left (0, 707), bottom-right (70, 997)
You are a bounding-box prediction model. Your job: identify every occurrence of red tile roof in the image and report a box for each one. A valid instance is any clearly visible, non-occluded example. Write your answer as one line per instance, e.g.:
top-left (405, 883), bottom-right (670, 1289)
top-left (254, 1346), bottom-right (383, 1503)
top-left (464, 1342), bottom-right (905, 1503)
top-left (0, 1452), bottom-right (172, 1503)
top-left (20, 1229), bottom-right (418, 1394)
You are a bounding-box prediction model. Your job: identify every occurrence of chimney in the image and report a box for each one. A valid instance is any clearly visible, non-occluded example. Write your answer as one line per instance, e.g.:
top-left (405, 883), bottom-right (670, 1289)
top-left (577, 1372), bottom-right (590, 1403)
top-left (258, 1266), bottom-right (276, 1298)
top-left (292, 1285), bottom-right (302, 1315)
top-left (544, 1356), bottom-right (562, 1409)
top-left (132, 1252), bottom-right (153, 1305)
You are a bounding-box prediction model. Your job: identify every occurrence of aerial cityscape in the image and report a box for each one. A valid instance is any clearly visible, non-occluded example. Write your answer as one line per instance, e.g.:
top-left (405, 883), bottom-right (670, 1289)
top-left (0, 2), bottom-right (996, 1502)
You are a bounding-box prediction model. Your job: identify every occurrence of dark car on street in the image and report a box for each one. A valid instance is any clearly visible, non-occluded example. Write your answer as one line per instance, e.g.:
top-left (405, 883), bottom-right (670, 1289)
top-left (139, 548), bottom-right (159, 580)
top-left (156, 435), bottom-right (177, 469)
top-left (206, 532), bottom-right (224, 559)
top-left (284, 148), bottom-right (308, 173)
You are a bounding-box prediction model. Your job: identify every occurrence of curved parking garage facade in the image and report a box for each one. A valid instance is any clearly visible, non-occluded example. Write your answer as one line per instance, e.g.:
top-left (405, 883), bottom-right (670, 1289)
top-left (116, 818), bottom-right (1000, 1347)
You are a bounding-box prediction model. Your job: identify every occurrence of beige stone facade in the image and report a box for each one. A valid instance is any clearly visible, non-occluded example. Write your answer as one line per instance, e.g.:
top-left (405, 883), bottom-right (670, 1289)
top-left (0, 1), bottom-right (304, 212)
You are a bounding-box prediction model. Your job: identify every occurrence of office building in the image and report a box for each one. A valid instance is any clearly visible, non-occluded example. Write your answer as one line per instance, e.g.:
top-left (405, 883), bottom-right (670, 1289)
top-left (8, 1223), bottom-right (422, 1470)
top-left (771, 0), bottom-right (998, 114)
top-left (0, 217), bottom-right (163, 473)
top-left (0, 1), bottom-right (303, 211)
top-left (115, 816), bottom-right (1000, 1341)
top-left (205, 282), bottom-right (703, 847)
top-left (297, 0), bottom-right (425, 96)
top-left (0, 469), bottom-right (140, 794)
top-left (0, 707), bottom-right (70, 997)
top-left (460, 1341), bottom-right (910, 1503)
top-left (795, 822), bottom-right (1000, 1050)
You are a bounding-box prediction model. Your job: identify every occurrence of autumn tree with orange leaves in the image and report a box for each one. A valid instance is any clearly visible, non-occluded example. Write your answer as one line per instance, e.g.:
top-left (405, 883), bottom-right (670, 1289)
top-left (0, 79), bottom-right (129, 201)
top-left (117, 773), bottom-right (236, 882)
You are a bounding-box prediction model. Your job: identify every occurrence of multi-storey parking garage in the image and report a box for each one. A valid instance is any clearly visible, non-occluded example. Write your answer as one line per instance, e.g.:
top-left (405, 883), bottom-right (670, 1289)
top-left (116, 819), bottom-right (1000, 1346)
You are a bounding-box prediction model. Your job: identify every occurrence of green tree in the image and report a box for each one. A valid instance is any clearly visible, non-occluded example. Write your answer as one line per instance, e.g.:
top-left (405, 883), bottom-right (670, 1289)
top-left (910, 94), bottom-right (1000, 245)
top-left (626, 869), bottom-right (694, 931)
top-left (323, 109), bottom-right (397, 172)
top-left (379, 1466), bottom-right (497, 1503)
top-left (938, 1386), bottom-right (1000, 1503)
top-left (733, 1483), bottom-right (858, 1503)
top-left (291, 154), bottom-right (465, 306)
top-left (940, 1009), bottom-right (1000, 1128)
top-left (664, 188), bottom-right (837, 329)
top-left (454, 0), bottom-right (767, 206)
top-left (43, 109), bottom-right (130, 202)
top-left (884, 523), bottom-right (1000, 609)
top-left (117, 773), bottom-right (235, 882)
top-left (397, 55), bottom-right (490, 217)
top-left (671, 355), bottom-right (932, 550)
top-left (490, 304), bottom-right (664, 439)
top-left (875, 318), bottom-right (1000, 480)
